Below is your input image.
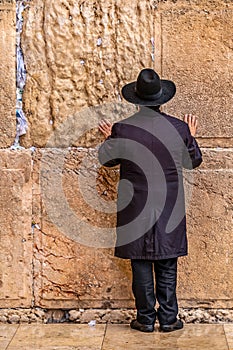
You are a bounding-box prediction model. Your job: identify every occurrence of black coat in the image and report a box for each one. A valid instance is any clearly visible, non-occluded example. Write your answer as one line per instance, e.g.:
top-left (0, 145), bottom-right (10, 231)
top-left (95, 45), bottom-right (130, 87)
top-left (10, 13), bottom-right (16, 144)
top-left (98, 108), bottom-right (202, 260)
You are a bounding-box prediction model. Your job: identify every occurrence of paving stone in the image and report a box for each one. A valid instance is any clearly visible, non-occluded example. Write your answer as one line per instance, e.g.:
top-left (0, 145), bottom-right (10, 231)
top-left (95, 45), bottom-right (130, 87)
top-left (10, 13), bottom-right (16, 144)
top-left (102, 324), bottom-right (228, 350)
top-left (224, 325), bottom-right (233, 350)
top-left (7, 324), bottom-right (105, 350)
top-left (0, 324), bottom-right (18, 350)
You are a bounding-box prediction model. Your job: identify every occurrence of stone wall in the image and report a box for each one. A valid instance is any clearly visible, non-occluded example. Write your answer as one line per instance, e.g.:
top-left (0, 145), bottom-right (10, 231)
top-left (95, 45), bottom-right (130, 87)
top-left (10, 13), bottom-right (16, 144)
top-left (0, 0), bottom-right (232, 320)
top-left (0, 0), bottom-right (16, 146)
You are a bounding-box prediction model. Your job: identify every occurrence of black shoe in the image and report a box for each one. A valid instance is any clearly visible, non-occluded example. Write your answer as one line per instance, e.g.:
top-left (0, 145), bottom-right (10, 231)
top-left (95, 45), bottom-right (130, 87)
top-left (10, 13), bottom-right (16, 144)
top-left (130, 319), bottom-right (154, 333)
top-left (160, 319), bottom-right (183, 333)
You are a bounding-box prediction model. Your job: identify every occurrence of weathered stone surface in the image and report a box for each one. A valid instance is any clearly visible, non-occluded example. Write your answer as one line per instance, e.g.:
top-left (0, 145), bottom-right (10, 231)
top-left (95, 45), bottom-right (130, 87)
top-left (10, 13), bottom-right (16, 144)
top-left (33, 230), bottom-right (133, 308)
top-left (9, 315), bottom-right (20, 324)
top-left (31, 148), bottom-right (233, 308)
top-left (161, 4), bottom-right (233, 139)
top-left (179, 166), bottom-right (233, 308)
top-left (197, 138), bottom-right (233, 149)
top-left (33, 148), bottom-right (133, 308)
top-left (21, 0), bottom-right (158, 148)
top-left (68, 310), bottom-right (80, 321)
top-left (0, 1), bottom-right (16, 147)
top-left (43, 103), bottom-right (137, 149)
top-left (3, 306), bottom-right (233, 324)
top-left (0, 150), bottom-right (33, 307)
top-left (20, 0), bottom-right (233, 148)
top-left (199, 148), bottom-right (233, 170)
top-left (0, 0), bottom-right (230, 313)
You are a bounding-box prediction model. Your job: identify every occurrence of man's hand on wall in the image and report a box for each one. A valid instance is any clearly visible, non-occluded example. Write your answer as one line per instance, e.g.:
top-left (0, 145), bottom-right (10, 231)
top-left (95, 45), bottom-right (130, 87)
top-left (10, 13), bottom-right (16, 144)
top-left (99, 119), bottom-right (113, 139)
top-left (184, 114), bottom-right (198, 137)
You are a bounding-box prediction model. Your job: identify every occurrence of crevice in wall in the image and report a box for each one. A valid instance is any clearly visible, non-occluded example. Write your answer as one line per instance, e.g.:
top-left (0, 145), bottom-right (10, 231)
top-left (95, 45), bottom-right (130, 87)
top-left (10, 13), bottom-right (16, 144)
top-left (12, 0), bottom-right (30, 149)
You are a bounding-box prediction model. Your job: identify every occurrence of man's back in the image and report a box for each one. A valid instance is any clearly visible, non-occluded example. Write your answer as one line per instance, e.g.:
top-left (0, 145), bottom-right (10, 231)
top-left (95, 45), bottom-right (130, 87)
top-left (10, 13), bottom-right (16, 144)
top-left (98, 107), bottom-right (202, 259)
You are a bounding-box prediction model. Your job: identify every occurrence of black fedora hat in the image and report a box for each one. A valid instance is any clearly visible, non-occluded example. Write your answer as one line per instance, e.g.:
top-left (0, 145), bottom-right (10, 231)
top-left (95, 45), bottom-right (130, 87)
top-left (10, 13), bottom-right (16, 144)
top-left (121, 68), bottom-right (176, 106)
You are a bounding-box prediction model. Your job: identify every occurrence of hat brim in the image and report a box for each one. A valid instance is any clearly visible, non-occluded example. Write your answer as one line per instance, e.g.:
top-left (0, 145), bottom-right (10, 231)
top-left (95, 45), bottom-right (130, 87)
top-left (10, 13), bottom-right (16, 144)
top-left (121, 80), bottom-right (176, 106)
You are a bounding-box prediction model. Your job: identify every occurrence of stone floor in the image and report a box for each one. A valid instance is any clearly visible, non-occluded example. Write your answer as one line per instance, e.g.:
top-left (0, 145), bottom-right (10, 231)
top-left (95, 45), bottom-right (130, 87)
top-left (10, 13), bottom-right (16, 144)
top-left (1, 323), bottom-right (233, 350)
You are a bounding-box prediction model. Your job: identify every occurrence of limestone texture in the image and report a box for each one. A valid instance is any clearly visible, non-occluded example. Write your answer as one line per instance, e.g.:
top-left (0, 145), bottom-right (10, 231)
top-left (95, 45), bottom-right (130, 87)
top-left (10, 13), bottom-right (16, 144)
top-left (0, 1), bottom-right (16, 147)
top-left (21, 0), bottom-right (158, 148)
top-left (29, 147), bottom-right (233, 308)
top-left (179, 166), bottom-right (233, 308)
top-left (161, 4), bottom-right (233, 139)
top-left (0, 0), bottom-right (232, 315)
top-left (32, 148), bottom-right (134, 308)
top-left (20, 0), bottom-right (233, 148)
top-left (0, 150), bottom-right (33, 307)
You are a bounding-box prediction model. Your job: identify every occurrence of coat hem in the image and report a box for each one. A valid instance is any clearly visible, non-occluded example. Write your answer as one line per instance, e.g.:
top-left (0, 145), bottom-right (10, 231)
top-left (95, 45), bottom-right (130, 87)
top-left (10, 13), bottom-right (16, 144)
top-left (114, 252), bottom-right (188, 260)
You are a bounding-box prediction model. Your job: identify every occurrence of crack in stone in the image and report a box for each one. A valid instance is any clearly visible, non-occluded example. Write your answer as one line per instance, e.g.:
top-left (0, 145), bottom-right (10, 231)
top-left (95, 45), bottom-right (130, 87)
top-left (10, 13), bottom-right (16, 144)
top-left (41, 0), bottom-right (54, 128)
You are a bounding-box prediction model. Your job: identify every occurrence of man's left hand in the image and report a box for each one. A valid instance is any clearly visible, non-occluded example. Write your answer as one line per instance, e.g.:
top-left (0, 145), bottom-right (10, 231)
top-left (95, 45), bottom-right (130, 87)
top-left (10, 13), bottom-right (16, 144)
top-left (99, 119), bottom-right (113, 139)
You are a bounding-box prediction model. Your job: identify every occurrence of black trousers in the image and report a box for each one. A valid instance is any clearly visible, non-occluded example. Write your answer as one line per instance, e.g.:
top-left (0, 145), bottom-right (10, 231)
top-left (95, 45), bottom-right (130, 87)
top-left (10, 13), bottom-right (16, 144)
top-left (131, 258), bottom-right (178, 326)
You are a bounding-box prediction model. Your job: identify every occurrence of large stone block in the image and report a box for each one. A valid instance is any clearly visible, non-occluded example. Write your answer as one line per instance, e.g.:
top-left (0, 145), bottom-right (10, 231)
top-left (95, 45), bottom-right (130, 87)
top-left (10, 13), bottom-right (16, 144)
top-left (0, 1), bottom-right (16, 147)
top-left (33, 147), bottom-right (233, 308)
top-left (21, 0), bottom-right (158, 148)
top-left (161, 5), bottom-right (233, 140)
top-left (21, 0), bottom-right (233, 148)
top-left (179, 149), bottom-right (233, 307)
top-left (0, 150), bottom-right (33, 307)
top-left (33, 149), bottom-right (133, 308)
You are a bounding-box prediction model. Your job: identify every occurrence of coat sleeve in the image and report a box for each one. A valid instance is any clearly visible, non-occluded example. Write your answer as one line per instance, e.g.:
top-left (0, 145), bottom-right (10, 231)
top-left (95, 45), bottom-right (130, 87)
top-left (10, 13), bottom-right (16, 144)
top-left (182, 124), bottom-right (203, 169)
top-left (98, 123), bottom-right (122, 167)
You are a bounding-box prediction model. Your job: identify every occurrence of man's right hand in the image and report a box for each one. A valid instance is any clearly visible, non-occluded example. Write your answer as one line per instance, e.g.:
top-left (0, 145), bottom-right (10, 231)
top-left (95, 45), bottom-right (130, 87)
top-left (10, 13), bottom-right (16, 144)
top-left (184, 114), bottom-right (198, 137)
